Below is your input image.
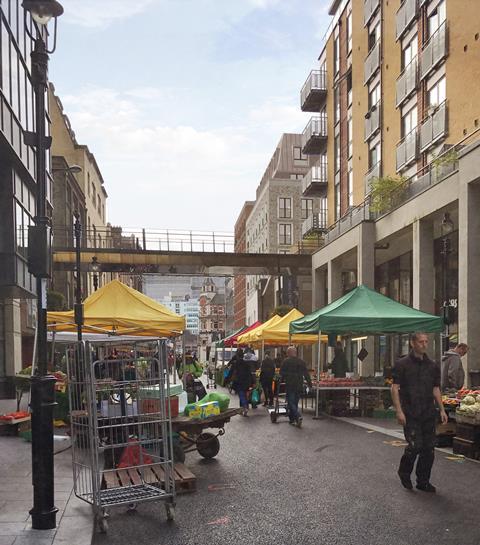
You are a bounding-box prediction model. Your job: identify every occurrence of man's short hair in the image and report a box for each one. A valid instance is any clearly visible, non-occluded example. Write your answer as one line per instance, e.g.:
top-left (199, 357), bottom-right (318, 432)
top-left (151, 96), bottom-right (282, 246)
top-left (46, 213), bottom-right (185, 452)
top-left (456, 343), bottom-right (468, 350)
top-left (410, 332), bottom-right (428, 342)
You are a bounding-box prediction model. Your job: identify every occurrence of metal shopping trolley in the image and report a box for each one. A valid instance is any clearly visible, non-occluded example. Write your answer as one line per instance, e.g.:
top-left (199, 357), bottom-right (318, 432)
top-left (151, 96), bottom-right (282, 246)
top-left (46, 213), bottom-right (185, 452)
top-left (66, 337), bottom-right (176, 533)
top-left (268, 376), bottom-right (289, 423)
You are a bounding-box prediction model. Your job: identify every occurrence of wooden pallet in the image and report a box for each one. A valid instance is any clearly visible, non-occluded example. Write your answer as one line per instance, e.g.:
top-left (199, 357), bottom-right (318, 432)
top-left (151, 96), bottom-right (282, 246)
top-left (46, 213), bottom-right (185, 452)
top-left (103, 462), bottom-right (196, 494)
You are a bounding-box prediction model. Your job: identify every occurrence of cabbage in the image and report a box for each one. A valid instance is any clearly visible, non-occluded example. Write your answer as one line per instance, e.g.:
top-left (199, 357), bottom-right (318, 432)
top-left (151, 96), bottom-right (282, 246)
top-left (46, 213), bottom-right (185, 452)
top-left (463, 395), bottom-right (476, 405)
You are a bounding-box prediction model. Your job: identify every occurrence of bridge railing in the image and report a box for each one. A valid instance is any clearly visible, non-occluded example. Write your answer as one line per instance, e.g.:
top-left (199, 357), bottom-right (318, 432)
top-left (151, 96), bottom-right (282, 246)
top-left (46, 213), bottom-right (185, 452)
top-left (52, 227), bottom-right (235, 253)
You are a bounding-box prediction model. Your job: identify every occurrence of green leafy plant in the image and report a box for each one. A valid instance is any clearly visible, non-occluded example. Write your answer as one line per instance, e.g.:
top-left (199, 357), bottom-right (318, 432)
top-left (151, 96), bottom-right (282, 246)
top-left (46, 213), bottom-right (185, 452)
top-left (269, 305), bottom-right (293, 318)
top-left (431, 148), bottom-right (458, 177)
top-left (369, 175), bottom-right (408, 213)
top-left (47, 290), bottom-right (67, 311)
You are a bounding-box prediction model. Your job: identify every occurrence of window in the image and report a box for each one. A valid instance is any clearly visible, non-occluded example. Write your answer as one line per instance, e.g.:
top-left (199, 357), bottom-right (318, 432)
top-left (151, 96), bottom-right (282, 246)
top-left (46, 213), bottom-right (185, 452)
top-left (347, 115), bottom-right (353, 159)
top-left (290, 174), bottom-right (303, 180)
top-left (335, 184), bottom-right (341, 221)
top-left (346, 12), bottom-right (353, 54)
top-left (278, 224), bottom-right (292, 246)
top-left (97, 194), bottom-right (102, 215)
top-left (428, 76), bottom-right (446, 108)
top-left (348, 168), bottom-right (354, 208)
top-left (334, 135), bottom-right (341, 173)
top-left (301, 199), bottom-right (313, 220)
top-left (92, 183), bottom-right (96, 206)
top-left (428, 0), bottom-right (446, 38)
top-left (369, 83), bottom-right (381, 109)
top-left (368, 24), bottom-right (380, 51)
top-left (334, 86), bottom-right (340, 123)
top-left (369, 142), bottom-right (381, 168)
top-left (334, 34), bottom-right (340, 75)
top-left (347, 72), bottom-right (353, 107)
top-left (87, 173), bottom-right (90, 196)
top-left (402, 36), bottom-right (418, 69)
top-left (278, 197), bottom-right (292, 219)
top-left (293, 146), bottom-right (307, 160)
top-left (402, 106), bottom-right (417, 137)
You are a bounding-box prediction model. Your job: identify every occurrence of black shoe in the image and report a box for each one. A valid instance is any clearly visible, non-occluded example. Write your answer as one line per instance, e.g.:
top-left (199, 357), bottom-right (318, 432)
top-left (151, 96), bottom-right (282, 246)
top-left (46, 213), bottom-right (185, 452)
top-left (398, 472), bottom-right (413, 490)
top-left (289, 421), bottom-right (295, 425)
top-left (296, 416), bottom-right (303, 428)
top-left (416, 483), bottom-right (436, 493)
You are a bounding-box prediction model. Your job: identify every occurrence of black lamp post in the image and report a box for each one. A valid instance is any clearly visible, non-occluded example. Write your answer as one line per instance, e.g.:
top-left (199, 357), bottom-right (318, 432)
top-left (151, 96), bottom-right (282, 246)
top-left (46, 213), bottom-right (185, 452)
top-left (441, 212), bottom-right (454, 353)
top-left (91, 256), bottom-right (101, 291)
top-left (73, 212), bottom-right (84, 341)
top-left (23, 0), bottom-right (63, 531)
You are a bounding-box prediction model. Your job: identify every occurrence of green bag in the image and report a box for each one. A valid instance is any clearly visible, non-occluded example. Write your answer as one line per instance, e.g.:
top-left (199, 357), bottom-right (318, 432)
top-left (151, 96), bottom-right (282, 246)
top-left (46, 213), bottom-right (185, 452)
top-left (197, 392), bottom-right (230, 412)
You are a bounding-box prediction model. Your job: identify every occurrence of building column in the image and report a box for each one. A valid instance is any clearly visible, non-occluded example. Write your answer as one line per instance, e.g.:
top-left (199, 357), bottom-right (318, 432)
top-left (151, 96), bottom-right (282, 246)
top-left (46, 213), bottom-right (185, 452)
top-left (357, 222), bottom-right (375, 376)
top-left (312, 267), bottom-right (326, 310)
top-left (327, 259), bottom-right (342, 304)
top-left (458, 181), bottom-right (480, 383)
top-left (0, 299), bottom-right (22, 397)
top-left (412, 219), bottom-right (434, 313)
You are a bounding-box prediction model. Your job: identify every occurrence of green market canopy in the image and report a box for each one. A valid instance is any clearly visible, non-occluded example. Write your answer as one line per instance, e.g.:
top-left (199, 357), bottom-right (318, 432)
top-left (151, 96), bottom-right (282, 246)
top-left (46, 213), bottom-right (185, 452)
top-left (289, 285), bottom-right (443, 335)
top-left (215, 326), bottom-right (247, 348)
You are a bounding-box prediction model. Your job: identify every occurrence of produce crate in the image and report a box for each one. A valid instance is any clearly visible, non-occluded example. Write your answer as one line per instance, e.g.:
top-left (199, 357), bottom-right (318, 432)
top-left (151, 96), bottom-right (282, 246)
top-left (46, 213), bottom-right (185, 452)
top-left (435, 434), bottom-right (454, 447)
top-left (452, 437), bottom-right (480, 460)
top-left (455, 422), bottom-right (480, 443)
top-left (436, 421), bottom-right (456, 436)
top-left (372, 408), bottom-right (396, 419)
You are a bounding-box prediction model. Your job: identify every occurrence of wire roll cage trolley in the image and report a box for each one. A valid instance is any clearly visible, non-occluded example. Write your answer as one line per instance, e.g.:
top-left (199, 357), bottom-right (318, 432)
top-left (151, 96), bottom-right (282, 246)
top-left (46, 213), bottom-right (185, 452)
top-left (65, 337), bottom-right (176, 533)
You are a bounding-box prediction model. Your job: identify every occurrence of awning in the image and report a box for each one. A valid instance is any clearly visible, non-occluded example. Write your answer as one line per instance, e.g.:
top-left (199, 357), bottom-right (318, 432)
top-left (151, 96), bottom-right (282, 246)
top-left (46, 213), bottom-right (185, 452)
top-left (289, 285), bottom-right (443, 335)
top-left (237, 315), bottom-right (281, 345)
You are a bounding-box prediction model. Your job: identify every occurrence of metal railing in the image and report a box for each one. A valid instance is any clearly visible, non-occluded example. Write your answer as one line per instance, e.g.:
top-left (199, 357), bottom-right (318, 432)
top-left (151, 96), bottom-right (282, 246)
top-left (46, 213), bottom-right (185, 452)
top-left (302, 115), bottom-right (328, 153)
top-left (302, 162), bottom-right (328, 196)
top-left (300, 70), bottom-right (327, 111)
top-left (365, 161), bottom-right (381, 195)
top-left (420, 22), bottom-right (448, 80)
top-left (396, 58), bottom-right (418, 107)
top-left (302, 210), bottom-right (328, 238)
top-left (325, 200), bottom-right (372, 244)
top-left (364, 41), bottom-right (380, 84)
top-left (365, 103), bottom-right (381, 141)
top-left (420, 101), bottom-right (447, 152)
top-left (52, 227), bottom-right (235, 253)
top-left (364, 0), bottom-right (380, 26)
top-left (396, 0), bottom-right (417, 40)
top-left (396, 130), bottom-right (418, 172)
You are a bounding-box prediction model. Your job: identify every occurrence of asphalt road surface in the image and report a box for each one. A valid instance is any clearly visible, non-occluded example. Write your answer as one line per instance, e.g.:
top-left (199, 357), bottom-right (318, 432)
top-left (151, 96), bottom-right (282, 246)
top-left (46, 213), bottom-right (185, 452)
top-left (93, 394), bottom-right (480, 545)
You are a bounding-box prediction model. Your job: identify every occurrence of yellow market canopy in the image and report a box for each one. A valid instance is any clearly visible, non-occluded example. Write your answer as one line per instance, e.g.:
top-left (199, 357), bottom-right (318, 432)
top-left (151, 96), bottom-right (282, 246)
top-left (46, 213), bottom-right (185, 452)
top-left (250, 309), bottom-right (328, 347)
top-left (47, 279), bottom-right (185, 337)
top-left (237, 315), bottom-right (281, 345)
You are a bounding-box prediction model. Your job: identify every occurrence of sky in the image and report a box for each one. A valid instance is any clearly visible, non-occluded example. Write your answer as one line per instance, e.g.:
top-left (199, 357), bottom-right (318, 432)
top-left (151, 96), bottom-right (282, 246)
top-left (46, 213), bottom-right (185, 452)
top-left (50, 0), bottom-right (330, 232)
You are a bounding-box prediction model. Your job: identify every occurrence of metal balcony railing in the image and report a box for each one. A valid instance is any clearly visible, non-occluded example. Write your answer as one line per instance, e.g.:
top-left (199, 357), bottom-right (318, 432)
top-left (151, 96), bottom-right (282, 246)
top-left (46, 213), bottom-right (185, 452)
top-left (325, 200), bottom-right (372, 244)
top-left (302, 115), bottom-right (328, 155)
top-left (396, 59), bottom-right (418, 107)
top-left (302, 210), bottom-right (328, 238)
top-left (396, 0), bottom-right (417, 40)
top-left (365, 103), bottom-right (381, 141)
top-left (396, 130), bottom-right (418, 171)
top-left (364, 0), bottom-right (380, 26)
top-left (420, 23), bottom-right (448, 80)
top-left (365, 161), bottom-right (381, 194)
top-left (364, 41), bottom-right (380, 84)
top-left (420, 101), bottom-right (448, 152)
top-left (302, 161), bottom-right (328, 197)
top-left (300, 70), bottom-right (327, 112)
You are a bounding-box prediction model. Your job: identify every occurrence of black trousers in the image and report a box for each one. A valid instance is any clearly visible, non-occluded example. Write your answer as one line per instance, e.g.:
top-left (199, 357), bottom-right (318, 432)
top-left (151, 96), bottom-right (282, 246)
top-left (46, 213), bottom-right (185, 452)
top-left (398, 416), bottom-right (435, 485)
top-left (261, 378), bottom-right (274, 405)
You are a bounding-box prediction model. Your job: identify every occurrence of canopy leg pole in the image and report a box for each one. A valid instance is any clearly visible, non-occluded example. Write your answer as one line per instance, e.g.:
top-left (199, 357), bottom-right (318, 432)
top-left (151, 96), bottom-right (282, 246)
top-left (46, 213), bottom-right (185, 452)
top-left (261, 340), bottom-right (264, 362)
top-left (313, 333), bottom-right (322, 420)
top-left (50, 330), bottom-right (56, 369)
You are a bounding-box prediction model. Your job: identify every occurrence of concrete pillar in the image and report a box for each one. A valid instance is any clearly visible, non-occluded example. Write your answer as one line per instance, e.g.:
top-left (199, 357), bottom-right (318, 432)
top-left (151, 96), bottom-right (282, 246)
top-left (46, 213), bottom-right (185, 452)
top-left (412, 219), bottom-right (434, 313)
top-left (458, 181), bottom-right (480, 382)
top-left (312, 267), bottom-right (326, 310)
top-left (327, 259), bottom-right (342, 304)
top-left (356, 223), bottom-right (375, 376)
top-left (3, 299), bottom-right (22, 376)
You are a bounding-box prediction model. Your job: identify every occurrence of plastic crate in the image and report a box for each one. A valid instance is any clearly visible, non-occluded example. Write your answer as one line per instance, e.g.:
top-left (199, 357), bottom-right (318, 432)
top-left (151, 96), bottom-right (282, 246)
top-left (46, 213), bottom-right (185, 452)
top-left (452, 437), bottom-right (480, 460)
top-left (455, 422), bottom-right (480, 443)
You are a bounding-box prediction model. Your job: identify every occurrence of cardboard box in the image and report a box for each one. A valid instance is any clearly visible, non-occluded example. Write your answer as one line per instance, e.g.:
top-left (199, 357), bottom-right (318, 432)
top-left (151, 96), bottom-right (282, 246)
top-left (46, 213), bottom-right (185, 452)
top-left (139, 396), bottom-right (179, 418)
top-left (201, 401), bottom-right (220, 418)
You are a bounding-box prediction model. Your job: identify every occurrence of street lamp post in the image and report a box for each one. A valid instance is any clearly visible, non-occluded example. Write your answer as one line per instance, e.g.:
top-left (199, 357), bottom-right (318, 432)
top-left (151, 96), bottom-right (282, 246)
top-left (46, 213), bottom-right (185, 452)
top-left (73, 213), bottom-right (83, 341)
top-left (441, 212), bottom-right (454, 353)
top-left (91, 256), bottom-right (101, 291)
top-left (23, 0), bottom-right (64, 530)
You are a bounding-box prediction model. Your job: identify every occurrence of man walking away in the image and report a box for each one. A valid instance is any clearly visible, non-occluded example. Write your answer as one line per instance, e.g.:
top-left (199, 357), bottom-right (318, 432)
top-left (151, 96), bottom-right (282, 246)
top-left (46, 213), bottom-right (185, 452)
top-left (441, 342), bottom-right (468, 391)
top-left (391, 333), bottom-right (448, 493)
top-left (280, 346), bottom-right (312, 428)
top-left (260, 350), bottom-right (275, 407)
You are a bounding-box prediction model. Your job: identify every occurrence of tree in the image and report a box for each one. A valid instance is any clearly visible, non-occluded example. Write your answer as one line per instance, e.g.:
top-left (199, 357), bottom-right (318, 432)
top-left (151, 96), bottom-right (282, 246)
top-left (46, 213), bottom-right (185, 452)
top-left (269, 305), bottom-right (293, 318)
top-left (47, 290), bottom-right (66, 311)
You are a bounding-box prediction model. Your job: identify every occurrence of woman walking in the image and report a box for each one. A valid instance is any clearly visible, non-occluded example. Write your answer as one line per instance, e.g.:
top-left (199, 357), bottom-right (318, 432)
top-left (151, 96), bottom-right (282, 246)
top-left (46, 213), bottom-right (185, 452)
top-left (229, 349), bottom-right (254, 416)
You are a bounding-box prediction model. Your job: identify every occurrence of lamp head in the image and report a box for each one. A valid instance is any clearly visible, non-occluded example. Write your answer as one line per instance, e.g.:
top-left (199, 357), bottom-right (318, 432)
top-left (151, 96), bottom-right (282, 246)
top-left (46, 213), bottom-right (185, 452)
top-left (441, 212), bottom-right (454, 237)
top-left (69, 165), bottom-right (83, 174)
top-left (22, 0), bottom-right (64, 26)
top-left (91, 256), bottom-right (101, 273)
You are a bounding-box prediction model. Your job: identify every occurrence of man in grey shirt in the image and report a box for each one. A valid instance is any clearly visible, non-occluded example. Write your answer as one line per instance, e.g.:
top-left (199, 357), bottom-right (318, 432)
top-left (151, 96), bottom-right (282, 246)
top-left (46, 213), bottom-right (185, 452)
top-left (441, 343), bottom-right (468, 391)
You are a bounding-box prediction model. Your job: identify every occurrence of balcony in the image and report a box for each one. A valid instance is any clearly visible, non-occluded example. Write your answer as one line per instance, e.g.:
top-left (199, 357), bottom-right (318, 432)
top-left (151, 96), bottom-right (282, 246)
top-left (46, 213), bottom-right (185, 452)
top-left (364, 103), bottom-right (381, 141)
top-left (364, 0), bottom-right (380, 26)
top-left (396, 59), bottom-right (418, 107)
top-left (302, 210), bottom-right (328, 238)
top-left (302, 162), bottom-right (328, 197)
top-left (325, 200), bottom-right (372, 244)
top-left (396, 0), bottom-right (417, 40)
top-left (365, 161), bottom-right (381, 194)
top-left (302, 115), bottom-right (328, 155)
top-left (420, 101), bottom-right (448, 152)
top-left (396, 130), bottom-right (418, 171)
top-left (420, 23), bottom-right (448, 80)
top-left (364, 41), bottom-right (380, 84)
top-left (300, 70), bottom-right (327, 112)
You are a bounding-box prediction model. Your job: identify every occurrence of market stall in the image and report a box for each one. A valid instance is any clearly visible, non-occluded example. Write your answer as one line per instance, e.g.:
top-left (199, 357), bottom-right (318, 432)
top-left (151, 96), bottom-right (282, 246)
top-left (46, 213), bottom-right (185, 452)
top-left (289, 285), bottom-right (443, 418)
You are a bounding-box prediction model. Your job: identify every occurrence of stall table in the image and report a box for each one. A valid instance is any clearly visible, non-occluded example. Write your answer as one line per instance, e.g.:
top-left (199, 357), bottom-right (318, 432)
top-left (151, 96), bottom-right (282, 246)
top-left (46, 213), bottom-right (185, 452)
top-left (306, 386), bottom-right (391, 417)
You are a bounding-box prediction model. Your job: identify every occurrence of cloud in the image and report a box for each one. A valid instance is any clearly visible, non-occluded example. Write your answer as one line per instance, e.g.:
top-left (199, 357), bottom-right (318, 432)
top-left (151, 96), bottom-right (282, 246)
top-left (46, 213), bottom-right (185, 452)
top-left (63, 0), bottom-right (157, 28)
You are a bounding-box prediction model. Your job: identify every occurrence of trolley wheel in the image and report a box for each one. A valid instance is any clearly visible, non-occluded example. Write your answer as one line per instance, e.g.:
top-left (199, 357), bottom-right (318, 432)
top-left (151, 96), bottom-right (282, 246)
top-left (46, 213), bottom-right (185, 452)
top-left (270, 412), bottom-right (278, 423)
top-left (127, 502), bottom-right (137, 513)
top-left (172, 441), bottom-right (186, 464)
top-left (196, 432), bottom-right (220, 458)
top-left (165, 504), bottom-right (175, 522)
top-left (96, 510), bottom-right (109, 533)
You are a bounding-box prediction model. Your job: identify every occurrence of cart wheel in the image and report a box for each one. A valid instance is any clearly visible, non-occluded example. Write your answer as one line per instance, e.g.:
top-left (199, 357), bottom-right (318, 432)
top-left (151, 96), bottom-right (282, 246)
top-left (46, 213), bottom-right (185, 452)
top-left (165, 504), bottom-right (175, 522)
top-left (270, 412), bottom-right (277, 423)
top-left (96, 511), bottom-right (109, 534)
top-left (196, 432), bottom-right (220, 458)
top-left (127, 503), bottom-right (137, 513)
top-left (172, 441), bottom-right (186, 464)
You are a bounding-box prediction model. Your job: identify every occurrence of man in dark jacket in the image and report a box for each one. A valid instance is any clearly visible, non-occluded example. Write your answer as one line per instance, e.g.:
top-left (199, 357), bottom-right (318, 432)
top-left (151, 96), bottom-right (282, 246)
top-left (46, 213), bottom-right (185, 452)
top-left (441, 342), bottom-right (468, 391)
top-left (260, 350), bottom-right (275, 407)
top-left (280, 346), bottom-right (312, 427)
top-left (229, 349), bottom-right (254, 416)
top-left (391, 333), bottom-right (447, 493)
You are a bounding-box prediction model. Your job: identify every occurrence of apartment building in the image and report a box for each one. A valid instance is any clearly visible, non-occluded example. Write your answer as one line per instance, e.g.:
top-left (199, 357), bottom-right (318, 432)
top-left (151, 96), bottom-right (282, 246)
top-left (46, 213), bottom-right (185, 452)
top-left (244, 133), bottom-right (326, 325)
top-left (233, 201), bottom-right (254, 329)
top-left (159, 295), bottom-right (200, 335)
top-left (299, 0), bottom-right (480, 378)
